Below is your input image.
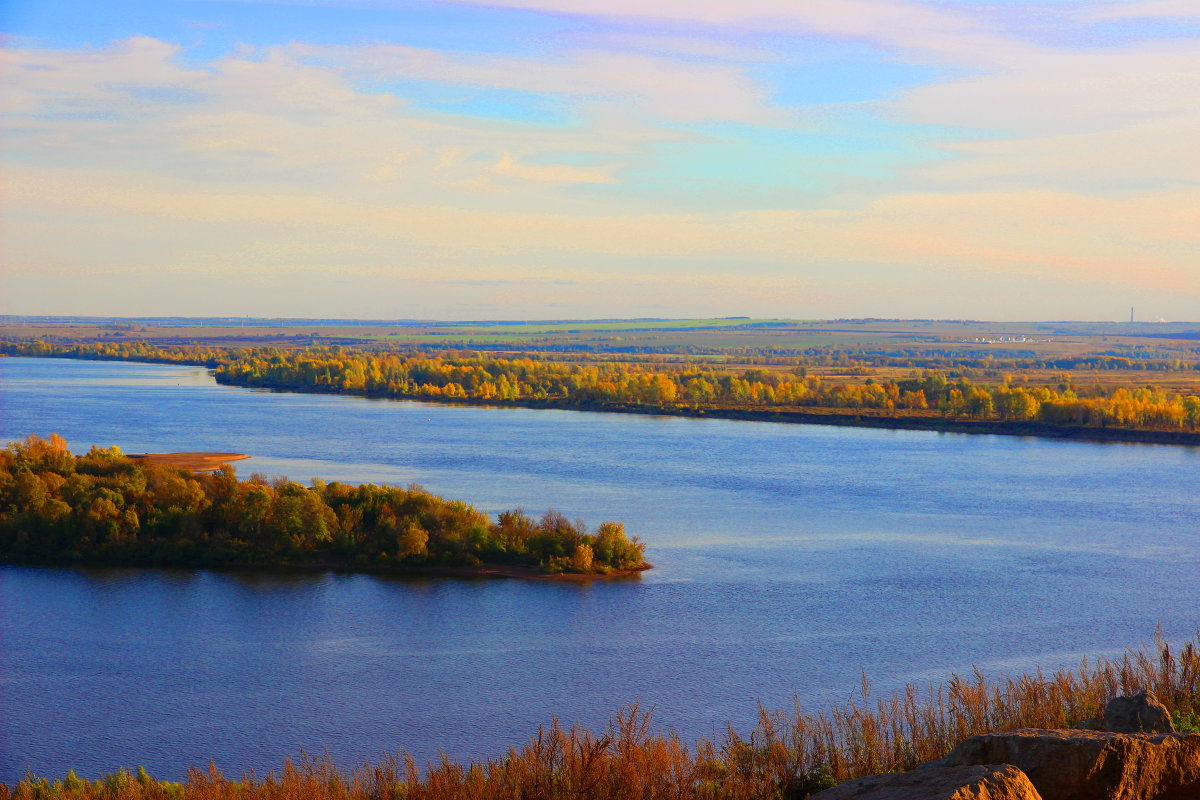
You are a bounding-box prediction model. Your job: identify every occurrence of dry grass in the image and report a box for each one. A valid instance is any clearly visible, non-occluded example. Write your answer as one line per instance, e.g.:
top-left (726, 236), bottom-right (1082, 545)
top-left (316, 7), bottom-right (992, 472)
top-left (7, 632), bottom-right (1199, 800)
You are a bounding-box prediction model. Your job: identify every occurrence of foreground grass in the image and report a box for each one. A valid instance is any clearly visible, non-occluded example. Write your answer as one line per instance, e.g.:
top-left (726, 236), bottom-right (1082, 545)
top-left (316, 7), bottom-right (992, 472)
top-left (6, 633), bottom-right (1198, 800)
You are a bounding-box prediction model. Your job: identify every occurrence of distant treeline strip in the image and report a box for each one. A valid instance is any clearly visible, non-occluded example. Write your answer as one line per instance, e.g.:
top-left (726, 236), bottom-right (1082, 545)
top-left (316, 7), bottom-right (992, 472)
top-left (3, 634), bottom-right (1199, 799)
top-left (0, 435), bottom-right (646, 576)
top-left (3, 335), bottom-right (1198, 372)
top-left (388, 337), bottom-right (1200, 368)
top-left (4, 340), bottom-right (1200, 434)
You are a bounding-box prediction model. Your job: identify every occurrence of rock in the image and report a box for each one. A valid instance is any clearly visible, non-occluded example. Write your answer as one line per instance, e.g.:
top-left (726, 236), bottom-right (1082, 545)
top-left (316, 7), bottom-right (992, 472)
top-left (1105, 690), bottom-right (1175, 734)
top-left (1071, 717), bottom-right (1105, 731)
top-left (935, 728), bottom-right (1200, 800)
top-left (809, 763), bottom-right (1041, 799)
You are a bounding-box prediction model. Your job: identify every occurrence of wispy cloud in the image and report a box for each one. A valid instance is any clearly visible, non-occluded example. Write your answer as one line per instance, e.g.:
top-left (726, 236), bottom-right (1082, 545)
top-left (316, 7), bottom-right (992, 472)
top-left (430, 0), bottom-right (1042, 67)
top-left (1081, 0), bottom-right (1200, 22)
top-left (290, 41), bottom-right (782, 124)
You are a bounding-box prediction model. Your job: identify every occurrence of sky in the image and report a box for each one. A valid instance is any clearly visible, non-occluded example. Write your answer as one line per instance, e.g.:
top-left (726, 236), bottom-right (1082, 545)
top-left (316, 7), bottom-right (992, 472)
top-left (2, 0), bottom-right (1198, 320)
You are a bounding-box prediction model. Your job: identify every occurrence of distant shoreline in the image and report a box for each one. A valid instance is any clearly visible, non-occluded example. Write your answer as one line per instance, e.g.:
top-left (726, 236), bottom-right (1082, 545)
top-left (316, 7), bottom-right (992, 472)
top-left (573, 401), bottom-right (1200, 445)
top-left (219, 377), bottom-right (1200, 447)
top-left (6, 352), bottom-right (1200, 446)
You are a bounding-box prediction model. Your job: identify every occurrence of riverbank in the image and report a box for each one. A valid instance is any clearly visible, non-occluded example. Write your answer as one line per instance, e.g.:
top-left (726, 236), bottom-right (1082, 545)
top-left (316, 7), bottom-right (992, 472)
top-left (214, 377), bottom-right (1200, 446)
top-left (598, 401), bottom-right (1200, 445)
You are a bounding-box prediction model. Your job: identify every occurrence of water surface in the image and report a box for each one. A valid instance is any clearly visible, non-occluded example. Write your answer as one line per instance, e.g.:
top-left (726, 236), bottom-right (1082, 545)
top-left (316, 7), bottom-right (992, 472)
top-left (1, 356), bottom-right (1197, 780)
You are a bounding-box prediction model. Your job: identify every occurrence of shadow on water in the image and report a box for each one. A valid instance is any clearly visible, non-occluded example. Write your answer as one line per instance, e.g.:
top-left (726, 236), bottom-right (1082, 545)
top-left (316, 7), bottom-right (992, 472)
top-left (40, 562), bottom-right (638, 593)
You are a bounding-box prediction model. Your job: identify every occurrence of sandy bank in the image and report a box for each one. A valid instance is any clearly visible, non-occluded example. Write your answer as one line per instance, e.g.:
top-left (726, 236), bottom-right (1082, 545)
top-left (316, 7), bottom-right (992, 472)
top-left (127, 452), bottom-right (250, 471)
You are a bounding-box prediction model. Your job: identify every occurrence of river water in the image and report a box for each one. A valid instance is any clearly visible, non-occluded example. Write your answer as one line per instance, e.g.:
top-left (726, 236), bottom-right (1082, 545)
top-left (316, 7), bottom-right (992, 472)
top-left (1, 356), bottom-right (1197, 781)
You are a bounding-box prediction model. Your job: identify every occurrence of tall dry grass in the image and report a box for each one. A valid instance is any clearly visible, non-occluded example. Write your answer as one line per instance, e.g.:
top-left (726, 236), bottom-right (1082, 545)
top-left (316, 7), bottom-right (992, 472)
top-left (7, 632), bottom-right (1198, 800)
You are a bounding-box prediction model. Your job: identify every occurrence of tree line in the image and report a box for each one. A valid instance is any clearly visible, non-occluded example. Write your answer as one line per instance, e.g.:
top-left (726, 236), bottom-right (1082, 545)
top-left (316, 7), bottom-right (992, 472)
top-left (0, 435), bottom-right (647, 575)
top-left (4, 340), bottom-right (1200, 431)
top-left (211, 348), bottom-right (1200, 431)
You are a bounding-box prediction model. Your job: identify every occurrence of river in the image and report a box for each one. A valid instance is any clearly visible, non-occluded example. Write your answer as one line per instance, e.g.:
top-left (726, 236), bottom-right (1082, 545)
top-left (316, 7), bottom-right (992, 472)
top-left (1, 355), bottom-right (1197, 781)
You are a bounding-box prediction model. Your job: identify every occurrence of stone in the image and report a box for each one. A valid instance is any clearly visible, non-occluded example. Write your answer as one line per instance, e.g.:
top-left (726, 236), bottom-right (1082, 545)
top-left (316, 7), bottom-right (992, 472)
top-left (808, 763), bottom-right (1042, 799)
top-left (1071, 717), bottom-right (1105, 731)
top-left (934, 728), bottom-right (1200, 800)
top-left (1105, 691), bottom-right (1175, 734)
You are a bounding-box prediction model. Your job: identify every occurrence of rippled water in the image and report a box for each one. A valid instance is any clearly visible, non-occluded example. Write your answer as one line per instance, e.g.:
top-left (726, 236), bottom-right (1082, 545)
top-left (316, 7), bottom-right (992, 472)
top-left (1, 356), bottom-right (1198, 781)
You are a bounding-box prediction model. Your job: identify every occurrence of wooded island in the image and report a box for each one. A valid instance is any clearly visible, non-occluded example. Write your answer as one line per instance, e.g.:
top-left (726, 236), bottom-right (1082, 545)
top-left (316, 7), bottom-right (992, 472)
top-left (0, 435), bottom-right (648, 578)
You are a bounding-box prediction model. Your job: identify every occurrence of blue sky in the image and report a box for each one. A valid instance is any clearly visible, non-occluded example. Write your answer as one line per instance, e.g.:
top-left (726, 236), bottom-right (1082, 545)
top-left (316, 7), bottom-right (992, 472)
top-left (3, 0), bottom-right (1198, 319)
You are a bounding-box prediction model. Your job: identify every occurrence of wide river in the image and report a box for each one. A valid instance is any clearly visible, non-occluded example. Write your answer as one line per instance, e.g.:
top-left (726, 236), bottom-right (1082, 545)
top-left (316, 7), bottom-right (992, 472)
top-left (1, 356), bottom-right (1198, 781)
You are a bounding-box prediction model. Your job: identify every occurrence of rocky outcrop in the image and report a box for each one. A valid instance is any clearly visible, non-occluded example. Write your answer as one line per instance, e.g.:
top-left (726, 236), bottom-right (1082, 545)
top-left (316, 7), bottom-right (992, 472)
top-left (809, 763), bottom-right (1042, 799)
top-left (1105, 691), bottom-right (1176, 734)
top-left (932, 728), bottom-right (1200, 800)
top-left (807, 690), bottom-right (1195, 799)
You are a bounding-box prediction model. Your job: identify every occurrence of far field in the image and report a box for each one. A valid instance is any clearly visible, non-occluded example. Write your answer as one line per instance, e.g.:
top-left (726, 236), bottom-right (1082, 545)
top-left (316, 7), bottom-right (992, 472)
top-left (4, 315), bottom-right (1198, 393)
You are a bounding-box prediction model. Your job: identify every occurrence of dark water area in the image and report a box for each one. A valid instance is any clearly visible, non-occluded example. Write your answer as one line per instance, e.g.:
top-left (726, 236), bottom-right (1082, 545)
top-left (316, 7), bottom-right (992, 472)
top-left (1, 356), bottom-right (1198, 781)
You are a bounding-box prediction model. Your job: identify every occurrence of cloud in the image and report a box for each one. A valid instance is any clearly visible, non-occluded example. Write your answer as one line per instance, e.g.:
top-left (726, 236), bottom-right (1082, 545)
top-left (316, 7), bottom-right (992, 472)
top-left (887, 38), bottom-right (1200, 195)
top-left (912, 115), bottom-right (1200, 190)
top-left (4, 5), bottom-right (1200, 319)
top-left (429, 0), bottom-right (1040, 67)
top-left (492, 154), bottom-right (616, 184)
top-left (205, 0), bottom-right (1041, 66)
top-left (568, 32), bottom-right (774, 63)
top-left (3, 36), bottom-right (658, 197)
top-left (290, 42), bottom-right (781, 124)
top-left (1081, 1), bottom-right (1200, 21)
top-left (894, 44), bottom-right (1200, 134)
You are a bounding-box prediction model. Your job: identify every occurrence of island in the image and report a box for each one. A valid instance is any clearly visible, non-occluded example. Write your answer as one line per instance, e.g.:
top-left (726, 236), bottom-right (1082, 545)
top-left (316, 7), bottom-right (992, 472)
top-left (0, 434), bottom-right (649, 579)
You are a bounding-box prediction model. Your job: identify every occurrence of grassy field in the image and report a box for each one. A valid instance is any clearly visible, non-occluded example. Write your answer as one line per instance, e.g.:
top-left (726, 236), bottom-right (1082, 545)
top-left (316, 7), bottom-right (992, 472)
top-left (380, 317), bottom-right (784, 334)
top-left (2, 317), bottom-right (1198, 382)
